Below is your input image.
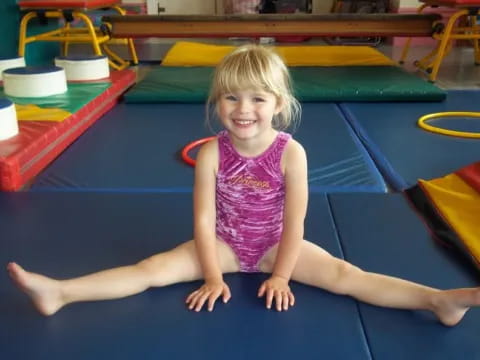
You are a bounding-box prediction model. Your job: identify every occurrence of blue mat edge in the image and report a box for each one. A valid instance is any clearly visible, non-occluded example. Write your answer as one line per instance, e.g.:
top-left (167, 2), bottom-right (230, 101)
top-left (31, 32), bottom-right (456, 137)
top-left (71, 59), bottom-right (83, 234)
top-left (337, 102), bottom-right (407, 191)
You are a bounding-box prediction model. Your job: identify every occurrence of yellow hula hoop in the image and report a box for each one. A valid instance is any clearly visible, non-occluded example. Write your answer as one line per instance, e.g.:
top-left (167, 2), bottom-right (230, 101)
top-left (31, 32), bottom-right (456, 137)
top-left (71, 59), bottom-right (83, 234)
top-left (418, 112), bottom-right (480, 139)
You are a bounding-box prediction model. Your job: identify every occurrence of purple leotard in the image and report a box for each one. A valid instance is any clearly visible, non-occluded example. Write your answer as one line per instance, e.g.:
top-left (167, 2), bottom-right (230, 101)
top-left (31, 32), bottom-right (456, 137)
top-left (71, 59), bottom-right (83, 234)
top-left (216, 130), bottom-right (291, 272)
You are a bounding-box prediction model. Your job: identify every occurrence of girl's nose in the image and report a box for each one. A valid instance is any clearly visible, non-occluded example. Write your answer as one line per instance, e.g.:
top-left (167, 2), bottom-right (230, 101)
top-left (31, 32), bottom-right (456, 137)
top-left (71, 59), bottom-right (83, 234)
top-left (238, 99), bottom-right (252, 113)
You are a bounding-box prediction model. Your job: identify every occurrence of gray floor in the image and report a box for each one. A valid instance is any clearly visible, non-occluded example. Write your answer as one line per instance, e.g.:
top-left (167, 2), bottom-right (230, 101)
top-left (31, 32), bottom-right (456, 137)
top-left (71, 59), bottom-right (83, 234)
top-left (385, 45), bottom-right (480, 90)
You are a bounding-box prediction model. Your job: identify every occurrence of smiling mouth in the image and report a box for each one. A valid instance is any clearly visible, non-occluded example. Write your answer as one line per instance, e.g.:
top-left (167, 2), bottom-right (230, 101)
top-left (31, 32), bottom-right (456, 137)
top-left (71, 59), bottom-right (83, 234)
top-left (233, 119), bottom-right (256, 126)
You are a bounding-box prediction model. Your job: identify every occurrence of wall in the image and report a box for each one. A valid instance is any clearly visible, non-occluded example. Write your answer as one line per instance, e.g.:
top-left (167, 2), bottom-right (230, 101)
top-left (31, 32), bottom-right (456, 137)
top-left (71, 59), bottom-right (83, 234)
top-left (0, 0), bottom-right (20, 58)
top-left (24, 19), bottom-right (60, 66)
top-left (147, 0), bottom-right (216, 14)
top-left (0, 1), bottom-right (60, 65)
top-left (400, 0), bottom-right (422, 6)
top-left (144, 0), bottom-right (423, 15)
top-left (312, 0), bottom-right (420, 14)
top-left (312, 0), bottom-right (334, 13)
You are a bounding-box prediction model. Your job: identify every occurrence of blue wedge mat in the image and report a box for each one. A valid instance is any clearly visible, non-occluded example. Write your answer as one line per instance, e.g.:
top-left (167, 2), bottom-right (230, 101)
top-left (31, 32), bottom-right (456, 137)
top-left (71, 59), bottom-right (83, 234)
top-left (31, 102), bottom-right (386, 193)
top-left (339, 90), bottom-right (480, 191)
top-left (0, 192), bottom-right (371, 359)
top-left (329, 193), bottom-right (480, 360)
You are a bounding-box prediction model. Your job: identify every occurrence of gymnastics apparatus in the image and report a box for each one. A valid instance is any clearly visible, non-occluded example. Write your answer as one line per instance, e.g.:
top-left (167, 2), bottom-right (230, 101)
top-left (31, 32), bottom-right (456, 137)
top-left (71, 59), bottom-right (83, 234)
top-left (102, 13), bottom-right (441, 39)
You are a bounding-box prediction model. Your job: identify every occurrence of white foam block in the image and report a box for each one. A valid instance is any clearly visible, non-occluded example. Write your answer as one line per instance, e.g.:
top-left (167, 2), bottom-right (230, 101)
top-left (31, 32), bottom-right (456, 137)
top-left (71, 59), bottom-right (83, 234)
top-left (55, 56), bottom-right (110, 81)
top-left (0, 99), bottom-right (19, 141)
top-left (0, 57), bottom-right (26, 80)
top-left (3, 66), bottom-right (67, 98)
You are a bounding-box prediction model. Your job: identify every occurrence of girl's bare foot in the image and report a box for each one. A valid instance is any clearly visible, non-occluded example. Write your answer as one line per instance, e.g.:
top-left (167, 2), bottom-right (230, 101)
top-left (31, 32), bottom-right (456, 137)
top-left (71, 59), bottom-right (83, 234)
top-left (7, 262), bottom-right (64, 316)
top-left (432, 288), bottom-right (480, 326)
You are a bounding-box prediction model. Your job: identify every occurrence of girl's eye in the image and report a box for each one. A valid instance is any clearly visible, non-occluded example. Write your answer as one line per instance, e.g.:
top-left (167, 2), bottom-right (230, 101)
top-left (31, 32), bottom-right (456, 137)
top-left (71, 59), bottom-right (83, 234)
top-left (225, 95), bottom-right (237, 101)
top-left (253, 97), bottom-right (265, 103)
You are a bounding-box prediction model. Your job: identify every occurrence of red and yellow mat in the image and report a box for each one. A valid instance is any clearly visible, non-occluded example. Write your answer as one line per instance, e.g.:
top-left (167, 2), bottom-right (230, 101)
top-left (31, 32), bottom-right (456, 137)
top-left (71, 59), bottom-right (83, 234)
top-left (0, 69), bottom-right (135, 191)
top-left (406, 161), bottom-right (480, 266)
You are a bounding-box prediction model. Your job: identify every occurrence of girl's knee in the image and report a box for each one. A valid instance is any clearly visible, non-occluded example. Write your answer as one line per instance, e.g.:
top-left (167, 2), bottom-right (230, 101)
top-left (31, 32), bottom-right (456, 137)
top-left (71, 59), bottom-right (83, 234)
top-left (136, 256), bottom-right (160, 273)
top-left (329, 261), bottom-right (362, 295)
top-left (135, 246), bottom-right (201, 286)
top-left (135, 255), bottom-right (170, 285)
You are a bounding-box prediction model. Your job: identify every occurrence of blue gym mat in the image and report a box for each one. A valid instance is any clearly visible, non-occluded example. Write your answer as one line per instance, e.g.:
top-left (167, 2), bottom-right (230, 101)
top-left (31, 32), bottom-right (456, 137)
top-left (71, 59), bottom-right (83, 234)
top-left (0, 192), bottom-right (370, 359)
top-left (30, 102), bottom-right (386, 193)
top-left (339, 90), bottom-right (480, 191)
top-left (329, 193), bottom-right (480, 360)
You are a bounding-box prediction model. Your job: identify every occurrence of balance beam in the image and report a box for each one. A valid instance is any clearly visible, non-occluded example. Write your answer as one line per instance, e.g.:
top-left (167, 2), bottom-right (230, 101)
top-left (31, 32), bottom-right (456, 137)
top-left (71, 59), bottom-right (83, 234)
top-left (102, 14), bottom-right (442, 39)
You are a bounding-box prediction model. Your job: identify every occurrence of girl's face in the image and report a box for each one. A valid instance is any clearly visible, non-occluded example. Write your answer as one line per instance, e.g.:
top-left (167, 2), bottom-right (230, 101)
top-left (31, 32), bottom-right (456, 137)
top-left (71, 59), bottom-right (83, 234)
top-left (217, 89), bottom-right (282, 142)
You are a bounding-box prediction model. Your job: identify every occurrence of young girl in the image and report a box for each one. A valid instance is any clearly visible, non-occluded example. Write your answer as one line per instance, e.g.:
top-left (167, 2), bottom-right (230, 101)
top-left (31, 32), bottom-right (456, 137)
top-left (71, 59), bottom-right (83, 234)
top-left (6, 45), bottom-right (480, 326)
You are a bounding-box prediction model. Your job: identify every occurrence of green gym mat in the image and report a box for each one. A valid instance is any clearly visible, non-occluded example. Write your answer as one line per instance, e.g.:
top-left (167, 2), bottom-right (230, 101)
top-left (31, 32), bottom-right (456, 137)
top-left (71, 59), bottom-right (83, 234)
top-left (124, 66), bottom-right (446, 103)
top-left (1, 82), bottom-right (112, 114)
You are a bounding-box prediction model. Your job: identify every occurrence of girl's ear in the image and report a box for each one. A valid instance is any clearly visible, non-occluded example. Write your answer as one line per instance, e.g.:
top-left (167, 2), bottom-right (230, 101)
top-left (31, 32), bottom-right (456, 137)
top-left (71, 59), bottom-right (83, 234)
top-left (274, 97), bottom-right (285, 115)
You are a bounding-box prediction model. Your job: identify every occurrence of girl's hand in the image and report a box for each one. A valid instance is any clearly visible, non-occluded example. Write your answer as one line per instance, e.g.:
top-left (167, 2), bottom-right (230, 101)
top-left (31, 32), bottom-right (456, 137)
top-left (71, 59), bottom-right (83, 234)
top-left (258, 276), bottom-right (295, 311)
top-left (186, 279), bottom-right (231, 312)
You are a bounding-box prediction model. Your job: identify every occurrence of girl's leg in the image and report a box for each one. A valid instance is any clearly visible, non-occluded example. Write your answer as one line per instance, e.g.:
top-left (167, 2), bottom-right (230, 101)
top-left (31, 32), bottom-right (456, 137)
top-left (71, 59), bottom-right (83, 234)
top-left (7, 239), bottom-right (239, 316)
top-left (260, 240), bottom-right (480, 326)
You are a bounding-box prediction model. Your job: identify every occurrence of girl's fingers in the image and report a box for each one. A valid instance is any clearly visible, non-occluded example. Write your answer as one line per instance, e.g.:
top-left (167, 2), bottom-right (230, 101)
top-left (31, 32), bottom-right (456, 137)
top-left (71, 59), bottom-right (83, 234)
top-left (222, 287), bottom-right (232, 303)
top-left (187, 292), bottom-right (201, 309)
top-left (187, 293), bottom-right (199, 307)
top-left (190, 285), bottom-right (293, 312)
top-left (272, 291), bottom-right (292, 311)
top-left (194, 292), bottom-right (211, 312)
top-left (282, 293), bottom-right (289, 310)
top-left (188, 290), bottom-right (207, 310)
top-left (266, 289), bottom-right (274, 309)
top-left (207, 290), bottom-right (223, 311)
top-left (188, 286), bottom-right (232, 312)
top-left (258, 283), bottom-right (266, 298)
top-left (186, 290), bottom-right (199, 303)
top-left (275, 291), bottom-right (283, 311)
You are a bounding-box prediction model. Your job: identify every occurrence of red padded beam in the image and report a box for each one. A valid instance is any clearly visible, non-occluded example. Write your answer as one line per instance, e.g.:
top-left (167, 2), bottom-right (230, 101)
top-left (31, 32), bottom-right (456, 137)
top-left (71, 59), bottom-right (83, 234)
top-left (421, 0), bottom-right (480, 6)
top-left (19, 0), bottom-right (120, 10)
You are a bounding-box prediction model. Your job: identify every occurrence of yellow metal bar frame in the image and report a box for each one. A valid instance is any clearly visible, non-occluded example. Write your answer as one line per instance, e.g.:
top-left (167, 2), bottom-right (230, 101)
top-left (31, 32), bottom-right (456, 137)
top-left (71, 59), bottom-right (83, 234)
top-left (18, 5), bottom-right (138, 70)
top-left (401, 4), bottom-right (480, 82)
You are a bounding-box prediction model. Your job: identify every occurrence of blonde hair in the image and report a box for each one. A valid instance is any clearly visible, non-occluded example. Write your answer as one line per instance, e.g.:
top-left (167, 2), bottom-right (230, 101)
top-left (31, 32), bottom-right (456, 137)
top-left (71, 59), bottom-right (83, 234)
top-left (207, 44), bottom-right (301, 131)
